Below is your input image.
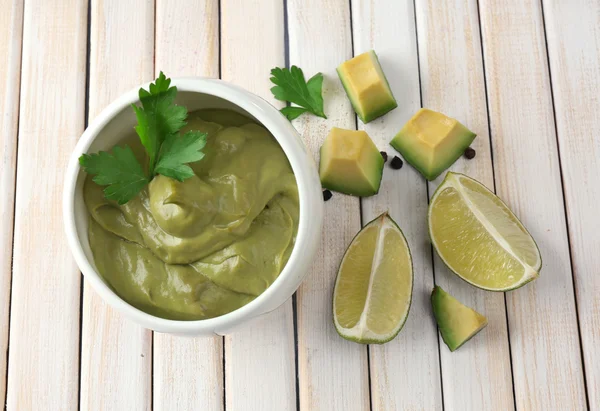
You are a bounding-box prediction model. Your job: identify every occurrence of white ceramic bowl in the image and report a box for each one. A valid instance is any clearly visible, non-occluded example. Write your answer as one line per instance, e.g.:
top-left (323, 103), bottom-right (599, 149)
top-left (63, 78), bottom-right (323, 336)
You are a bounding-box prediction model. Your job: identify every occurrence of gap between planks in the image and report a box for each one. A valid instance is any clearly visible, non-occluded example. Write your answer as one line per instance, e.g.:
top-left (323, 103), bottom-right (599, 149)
top-left (0, 0), bottom-right (25, 408)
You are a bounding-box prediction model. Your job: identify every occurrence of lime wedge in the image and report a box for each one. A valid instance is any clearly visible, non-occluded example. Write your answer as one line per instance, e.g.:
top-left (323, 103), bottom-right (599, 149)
top-left (333, 213), bottom-right (413, 344)
top-left (428, 172), bottom-right (541, 291)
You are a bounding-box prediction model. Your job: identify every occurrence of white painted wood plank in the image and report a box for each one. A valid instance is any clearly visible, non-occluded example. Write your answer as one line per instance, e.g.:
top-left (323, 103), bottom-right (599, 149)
top-left (351, 1), bottom-right (442, 409)
top-left (542, 0), bottom-right (600, 407)
top-left (221, 0), bottom-right (284, 103)
top-left (6, 0), bottom-right (87, 409)
top-left (154, 335), bottom-right (223, 410)
top-left (155, 0), bottom-right (220, 79)
top-left (0, 0), bottom-right (23, 405)
top-left (224, 311), bottom-right (296, 410)
top-left (220, 1), bottom-right (296, 409)
top-left (287, 1), bottom-right (370, 409)
top-left (478, 0), bottom-right (587, 409)
top-left (414, 0), bottom-right (515, 409)
top-left (79, 1), bottom-right (154, 410)
top-left (153, 1), bottom-right (224, 410)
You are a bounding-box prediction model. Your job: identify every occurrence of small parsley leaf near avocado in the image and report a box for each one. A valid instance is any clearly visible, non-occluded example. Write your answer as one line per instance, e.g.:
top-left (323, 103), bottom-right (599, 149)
top-left (270, 66), bottom-right (327, 120)
top-left (79, 72), bottom-right (207, 204)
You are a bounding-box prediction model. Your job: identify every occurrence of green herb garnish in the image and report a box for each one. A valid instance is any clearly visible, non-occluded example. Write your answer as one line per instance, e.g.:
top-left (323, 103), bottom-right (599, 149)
top-left (79, 72), bottom-right (207, 204)
top-left (78, 146), bottom-right (149, 205)
top-left (154, 130), bottom-right (206, 181)
top-left (270, 66), bottom-right (327, 120)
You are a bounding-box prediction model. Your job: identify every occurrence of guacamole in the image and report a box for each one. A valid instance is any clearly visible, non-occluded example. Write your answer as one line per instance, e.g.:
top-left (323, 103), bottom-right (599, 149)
top-left (84, 109), bottom-right (299, 320)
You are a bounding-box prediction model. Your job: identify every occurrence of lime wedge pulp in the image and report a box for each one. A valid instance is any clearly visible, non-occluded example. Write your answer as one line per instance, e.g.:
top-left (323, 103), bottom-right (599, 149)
top-left (428, 172), bottom-right (541, 291)
top-left (333, 212), bottom-right (413, 344)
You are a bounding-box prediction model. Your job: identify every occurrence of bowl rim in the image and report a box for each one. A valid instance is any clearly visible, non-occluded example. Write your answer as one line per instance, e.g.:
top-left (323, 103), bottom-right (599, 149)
top-left (63, 77), bottom-right (322, 334)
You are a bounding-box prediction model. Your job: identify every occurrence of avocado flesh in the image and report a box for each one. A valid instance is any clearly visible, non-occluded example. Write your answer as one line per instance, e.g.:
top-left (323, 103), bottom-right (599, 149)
top-left (431, 286), bottom-right (488, 352)
top-left (337, 50), bottom-right (397, 123)
top-left (319, 127), bottom-right (384, 197)
top-left (390, 108), bottom-right (476, 180)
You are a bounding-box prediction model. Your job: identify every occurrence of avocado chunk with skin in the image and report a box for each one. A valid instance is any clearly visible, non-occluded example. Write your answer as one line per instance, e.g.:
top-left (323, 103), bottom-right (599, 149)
top-left (320, 127), bottom-right (384, 197)
top-left (337, 50), bottom-right (398, 123)
top-left (431, 286), bottom-right (488, 352)
top-left (390, 108), bottom-right (476, 180)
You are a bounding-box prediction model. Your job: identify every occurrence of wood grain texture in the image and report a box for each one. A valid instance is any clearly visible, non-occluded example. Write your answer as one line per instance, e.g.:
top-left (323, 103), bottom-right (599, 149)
top-left (152, 1), bottom-right (224, 409)
top-left (221, 0), bottom-right (284, 101)
top-left (155, 0), bottom-right (219, 78)
top-left (542, 0), bottom-right (600, 407)
top-left (415, 0), bottom-right (515, 409)
top-left (287, 0), bottom-right (370, 409)
top-left (5, 0), bottom-right (87, 409)
top-left (154, 335), bottom-right (223, 410)
top-left (478, 0), bottom-right (587, 409)
top-left (224, 310), bottom-right (296, 410)
top-left (79, 1), bottom-right (154, 410)
top-left (0, 0), bottom-right (23, 405)
top-left (220, 1), bottom-right (297, 409)
top-left (351, 1), bottom-right (442, 409)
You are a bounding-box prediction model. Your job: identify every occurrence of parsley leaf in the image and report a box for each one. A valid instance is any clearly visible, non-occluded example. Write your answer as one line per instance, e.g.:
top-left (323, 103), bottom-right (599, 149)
top-left (140, 73), bottom-right (187, 137)
top-left (280, 106), bottom-right (309, 120)
top-left (79, 146), bottom-right (149, 205)
top-left (155, 131), bottom-right (207, 181)
top-left (270, 66), bottom-right (327, 120)
top-left (132, 105), bottom-right (160, 172)
top-left (79, 72), bottom-right (207, 204)
top-left (132, 72), bottom-right (188, 175)
top-left (306, 72), bottom-right (325, 113)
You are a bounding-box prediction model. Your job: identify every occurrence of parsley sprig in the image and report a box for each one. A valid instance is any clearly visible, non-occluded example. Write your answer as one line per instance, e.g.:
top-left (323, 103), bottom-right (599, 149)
top-left (270, 66), bottom-right (327, 120)
top-left (79, 72), bottom-right (207, 204)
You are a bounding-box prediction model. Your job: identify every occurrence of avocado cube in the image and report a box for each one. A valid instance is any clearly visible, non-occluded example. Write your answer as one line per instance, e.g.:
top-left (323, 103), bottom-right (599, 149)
top-left (431, 286), bottom-right (488, 352)
top-left (319, 127), bottom-right (384, 197)
top-left (337, 50), bottom-right (398, 123)
top-left (390, 108), bottom-right (476, 181)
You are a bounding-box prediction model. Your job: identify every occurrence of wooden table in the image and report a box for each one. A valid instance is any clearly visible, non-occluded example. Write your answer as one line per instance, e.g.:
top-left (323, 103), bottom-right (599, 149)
top-left (1, 0), bottom-right (598, 409)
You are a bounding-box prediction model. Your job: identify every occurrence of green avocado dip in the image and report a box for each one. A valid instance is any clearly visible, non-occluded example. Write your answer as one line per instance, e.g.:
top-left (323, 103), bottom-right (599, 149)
top-left (84, 109), bottom-right (299, 320)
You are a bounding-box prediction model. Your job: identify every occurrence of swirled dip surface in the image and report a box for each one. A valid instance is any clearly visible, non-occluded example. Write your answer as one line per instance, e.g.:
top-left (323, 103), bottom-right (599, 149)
top-left (84, 110), bottom-right (299, 320)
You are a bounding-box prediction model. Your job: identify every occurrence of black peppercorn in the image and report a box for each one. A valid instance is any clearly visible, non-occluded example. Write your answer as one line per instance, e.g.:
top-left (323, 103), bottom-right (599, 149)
top-left (464, 147), bottom-right (476, 159)
top-left (380, 151), bottom-right (388, 162)
top-left (390, 156), bottom-right (403, 169)
top-left (323, 189), bottom-right (333, 201)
